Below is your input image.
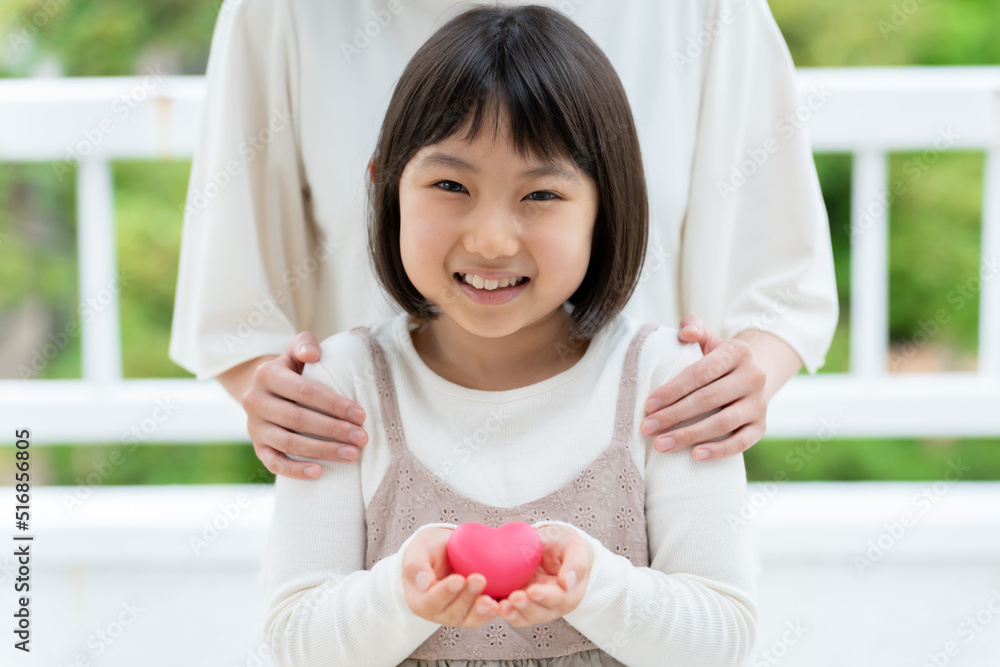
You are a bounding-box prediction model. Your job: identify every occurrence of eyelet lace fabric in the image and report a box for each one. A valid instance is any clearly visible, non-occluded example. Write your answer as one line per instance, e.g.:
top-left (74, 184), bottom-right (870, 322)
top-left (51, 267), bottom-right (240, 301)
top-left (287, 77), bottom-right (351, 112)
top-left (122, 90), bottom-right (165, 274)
top-left (352, 322), bottom-right (660, 663)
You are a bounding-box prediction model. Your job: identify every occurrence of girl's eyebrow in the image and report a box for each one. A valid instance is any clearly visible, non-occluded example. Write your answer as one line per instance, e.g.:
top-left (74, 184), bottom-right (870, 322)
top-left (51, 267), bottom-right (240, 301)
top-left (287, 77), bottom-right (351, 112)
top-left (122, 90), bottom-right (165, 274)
top-left (417, 151), bottom-right (580, 183)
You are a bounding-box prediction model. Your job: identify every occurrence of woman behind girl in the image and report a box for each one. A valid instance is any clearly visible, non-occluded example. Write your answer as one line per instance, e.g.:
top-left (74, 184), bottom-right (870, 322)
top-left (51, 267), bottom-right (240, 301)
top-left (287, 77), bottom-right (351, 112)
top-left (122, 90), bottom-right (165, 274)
top-left (264, 4), bottom-right (757, 666)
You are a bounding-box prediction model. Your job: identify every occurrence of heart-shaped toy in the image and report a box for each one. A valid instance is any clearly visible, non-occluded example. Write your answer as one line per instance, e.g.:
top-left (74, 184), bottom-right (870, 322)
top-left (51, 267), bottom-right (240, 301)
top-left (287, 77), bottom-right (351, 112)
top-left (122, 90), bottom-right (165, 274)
top-left (446, 521), bottom-right (543, 600)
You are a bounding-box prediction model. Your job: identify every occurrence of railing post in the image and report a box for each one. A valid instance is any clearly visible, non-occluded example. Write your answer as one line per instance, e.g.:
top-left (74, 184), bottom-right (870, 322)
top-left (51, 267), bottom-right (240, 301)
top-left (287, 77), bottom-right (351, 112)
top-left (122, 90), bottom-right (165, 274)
top-left (77, 159), bottom-right (123, 382)
top-left (850, 150), bottom-right (890, 376)
top-left (979, 91), bottom-right (1000, 377)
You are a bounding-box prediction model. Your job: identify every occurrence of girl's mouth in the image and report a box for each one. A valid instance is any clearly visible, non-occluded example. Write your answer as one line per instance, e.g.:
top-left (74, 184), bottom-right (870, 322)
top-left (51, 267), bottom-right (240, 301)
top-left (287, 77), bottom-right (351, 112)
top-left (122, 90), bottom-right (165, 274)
top-left (453, 273), bottom-right (530, 305)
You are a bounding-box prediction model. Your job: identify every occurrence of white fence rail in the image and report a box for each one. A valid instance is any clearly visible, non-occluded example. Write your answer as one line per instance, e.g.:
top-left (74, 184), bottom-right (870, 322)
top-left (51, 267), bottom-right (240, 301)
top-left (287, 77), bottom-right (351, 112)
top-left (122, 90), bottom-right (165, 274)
top-left (1, 67), bottom-right (999, 443)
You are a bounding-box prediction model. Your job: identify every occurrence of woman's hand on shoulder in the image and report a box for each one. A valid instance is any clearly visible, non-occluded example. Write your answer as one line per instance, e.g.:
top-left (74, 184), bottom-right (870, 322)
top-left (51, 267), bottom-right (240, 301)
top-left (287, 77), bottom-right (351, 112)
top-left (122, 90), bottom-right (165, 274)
top-left (498, 523), bottom-right (592, 627)
top-left (402, 526), bottom-right (500, 628)
top-left (641, 315), bottom-right (768, 462)
top-left (240, 331), bottom-right (370, 479)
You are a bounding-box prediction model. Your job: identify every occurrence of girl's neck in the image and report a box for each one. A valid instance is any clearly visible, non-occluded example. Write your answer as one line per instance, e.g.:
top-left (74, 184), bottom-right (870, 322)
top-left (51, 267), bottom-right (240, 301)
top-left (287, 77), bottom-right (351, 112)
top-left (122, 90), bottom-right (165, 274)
top-left (410, 307), bottom-right (591, 391)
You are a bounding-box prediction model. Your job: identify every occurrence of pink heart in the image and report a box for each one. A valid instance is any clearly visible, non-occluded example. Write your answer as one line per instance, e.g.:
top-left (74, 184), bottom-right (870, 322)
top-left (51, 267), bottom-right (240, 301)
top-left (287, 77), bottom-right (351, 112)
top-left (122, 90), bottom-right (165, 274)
top-left (446, 521), bottom-right (543, 600)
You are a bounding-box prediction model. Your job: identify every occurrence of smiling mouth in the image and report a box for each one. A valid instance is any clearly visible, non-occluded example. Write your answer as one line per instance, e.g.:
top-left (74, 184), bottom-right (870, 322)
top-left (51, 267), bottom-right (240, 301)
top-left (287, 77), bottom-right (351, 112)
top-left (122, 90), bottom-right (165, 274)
top-left (454, 273), bottom-right (530, 291)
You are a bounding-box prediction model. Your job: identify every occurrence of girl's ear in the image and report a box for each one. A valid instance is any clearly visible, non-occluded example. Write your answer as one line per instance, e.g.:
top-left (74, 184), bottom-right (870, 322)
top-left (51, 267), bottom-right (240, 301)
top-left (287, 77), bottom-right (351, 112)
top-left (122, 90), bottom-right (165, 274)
top-left (368, 158), bottom-right (377, 184)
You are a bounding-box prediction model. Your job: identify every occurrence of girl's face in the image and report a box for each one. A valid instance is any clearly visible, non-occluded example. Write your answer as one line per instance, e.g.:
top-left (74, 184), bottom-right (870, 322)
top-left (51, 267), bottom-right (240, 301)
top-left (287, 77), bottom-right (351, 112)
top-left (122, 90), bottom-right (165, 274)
top-left (397, 117), bottom-right (599, 340)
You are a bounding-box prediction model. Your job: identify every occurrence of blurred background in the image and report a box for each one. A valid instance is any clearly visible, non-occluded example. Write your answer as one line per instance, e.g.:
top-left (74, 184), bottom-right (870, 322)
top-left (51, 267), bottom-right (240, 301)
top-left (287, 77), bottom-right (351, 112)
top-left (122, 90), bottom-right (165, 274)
top-left (1, 1), bottom-right (999, 666)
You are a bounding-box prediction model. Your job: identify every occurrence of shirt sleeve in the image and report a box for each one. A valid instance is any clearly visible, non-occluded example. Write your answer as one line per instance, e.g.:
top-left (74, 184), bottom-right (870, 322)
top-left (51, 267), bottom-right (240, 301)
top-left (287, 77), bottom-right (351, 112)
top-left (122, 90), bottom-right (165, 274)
top-left (677, 0), bottom-right (839, 375)
top-left (263, 353), bottom-right (454, 666)
top-left (169, 0), bottom-right (319, 381)
top-left (536, 343), bottom-right (758, 667)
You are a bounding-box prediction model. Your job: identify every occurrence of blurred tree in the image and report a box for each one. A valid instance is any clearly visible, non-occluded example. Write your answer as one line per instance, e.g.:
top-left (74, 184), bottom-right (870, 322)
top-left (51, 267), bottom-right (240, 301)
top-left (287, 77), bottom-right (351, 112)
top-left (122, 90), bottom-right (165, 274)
top-left (0, 0), bottom-right (218, 77)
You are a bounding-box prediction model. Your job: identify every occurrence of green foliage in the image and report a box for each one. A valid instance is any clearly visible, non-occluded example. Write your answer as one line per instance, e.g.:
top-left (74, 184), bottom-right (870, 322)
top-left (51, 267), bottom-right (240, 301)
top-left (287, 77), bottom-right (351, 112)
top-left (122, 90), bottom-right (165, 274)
top-left (0, 443), bottom-right (274, 486)
top-left (768, 0), bottom-right (1000, 67)
top-left (1, 0), bottom-right (218, 77)
top-left (745, 436), bottom-right (1000, 482)
top-left (113, 159), bottom-right (193, 378)
top-left (887, 151), bottom-right (983, 358)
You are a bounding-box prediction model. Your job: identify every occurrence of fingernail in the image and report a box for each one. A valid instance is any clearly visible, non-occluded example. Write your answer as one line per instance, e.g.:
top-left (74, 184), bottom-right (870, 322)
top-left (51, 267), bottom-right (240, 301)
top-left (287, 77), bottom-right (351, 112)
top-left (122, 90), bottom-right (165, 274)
top-left (304, 465), bottom-right (322, 478)
top-left (694, 448), bottom-right (710, 460)
top-left (350, 429), bottom-right (366, 446)
top-left (298, 344), bottom-right (317, 357)
top-left (682, 325), bottom-right (701, 336)
top-left (656, 437), bottom-right (675, 452)
top-left (565, 570), bottom-right (577, 590)
top-left (416, 571), bottom-right (431, 592)
top-left (644, 397), bottom-right (662, 413)
top-left (349, 408), bottom-right (365, 424)
top-left (338, 446), bottom-right (357, 461)
top-left (641, 417), bottom-right (659, 435)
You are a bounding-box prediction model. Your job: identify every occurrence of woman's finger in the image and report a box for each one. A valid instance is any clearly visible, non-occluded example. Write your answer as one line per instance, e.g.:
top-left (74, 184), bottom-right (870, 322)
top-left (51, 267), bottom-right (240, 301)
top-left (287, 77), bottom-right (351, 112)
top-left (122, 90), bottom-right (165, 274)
top-left (248, 419), bottom-right (359, 464)
top-left (642, 344), bottom-right (748, 433)
top-left (248, 386), bottom-right (367, 451)
top-left (676, 314), bottom-right (704, 342)
top-left (657, 398), bottom-right (760, 452)
top-left (257, 360), bottom-right (367, 429)
top-left (644, 338), bottom-right (750, 418)
top-left (645, 370), bottom-right (747, 446)
top-left (287, 331), bottom-right (322, 368)
top-left (251, 442), bottom-right (323, 480)
top-left (690, 421), bottom-right (767, 461)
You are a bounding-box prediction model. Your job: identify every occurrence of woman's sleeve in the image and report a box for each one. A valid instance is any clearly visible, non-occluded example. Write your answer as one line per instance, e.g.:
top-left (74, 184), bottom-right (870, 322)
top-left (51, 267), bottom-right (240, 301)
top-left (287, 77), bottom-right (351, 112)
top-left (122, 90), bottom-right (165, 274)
top-left (537, 343), bottom-right (758, 667)
top-left (263, 357), bottom-right (450, 666)
top-left (168, 0), bottom-right (319, 381)
top-left (678, 0), bottom-right (839, 374)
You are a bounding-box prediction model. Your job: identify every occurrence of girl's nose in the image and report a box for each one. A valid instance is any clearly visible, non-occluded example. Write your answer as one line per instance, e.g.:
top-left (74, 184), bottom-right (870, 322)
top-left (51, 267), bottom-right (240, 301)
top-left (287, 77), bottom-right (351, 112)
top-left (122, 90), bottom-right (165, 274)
top-left (464, 206), bottom-right (519, 257)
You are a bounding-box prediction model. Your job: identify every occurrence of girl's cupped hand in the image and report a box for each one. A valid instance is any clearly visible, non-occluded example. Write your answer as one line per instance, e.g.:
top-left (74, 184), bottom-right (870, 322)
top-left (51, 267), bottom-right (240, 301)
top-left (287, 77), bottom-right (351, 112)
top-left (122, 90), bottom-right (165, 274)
top-left (498, 524), bottom-right (593, 628)
top-left (402, 526), bottom-right (500, 628)
top-left (641, 314), bottom-right (768, 461)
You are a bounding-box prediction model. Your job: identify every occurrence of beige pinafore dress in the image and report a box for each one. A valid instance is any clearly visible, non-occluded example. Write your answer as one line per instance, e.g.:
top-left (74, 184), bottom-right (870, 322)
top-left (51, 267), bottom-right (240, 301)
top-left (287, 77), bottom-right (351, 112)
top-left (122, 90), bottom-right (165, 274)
top-left (352, 321), bottom-right (660, 667)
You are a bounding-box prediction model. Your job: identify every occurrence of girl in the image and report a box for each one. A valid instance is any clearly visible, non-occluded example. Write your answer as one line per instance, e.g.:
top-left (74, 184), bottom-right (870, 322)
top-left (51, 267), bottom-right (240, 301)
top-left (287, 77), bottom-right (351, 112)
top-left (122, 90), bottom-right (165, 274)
top-left (264, 5), bottom-right (757, 666)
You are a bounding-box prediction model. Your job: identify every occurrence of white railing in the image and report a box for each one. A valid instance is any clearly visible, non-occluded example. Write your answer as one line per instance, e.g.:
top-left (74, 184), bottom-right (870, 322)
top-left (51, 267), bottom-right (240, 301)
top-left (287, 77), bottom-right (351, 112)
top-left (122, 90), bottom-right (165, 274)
top-left (1, 67), bottom-right (999, 444)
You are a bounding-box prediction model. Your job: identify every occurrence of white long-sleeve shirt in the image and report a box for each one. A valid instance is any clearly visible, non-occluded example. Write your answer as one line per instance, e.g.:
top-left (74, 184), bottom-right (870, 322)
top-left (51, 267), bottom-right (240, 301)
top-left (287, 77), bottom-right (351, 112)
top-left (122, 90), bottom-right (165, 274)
top-left (168, 0), bottom-right (838, 380)
top-left (264, 312), bottom-right (758, 666)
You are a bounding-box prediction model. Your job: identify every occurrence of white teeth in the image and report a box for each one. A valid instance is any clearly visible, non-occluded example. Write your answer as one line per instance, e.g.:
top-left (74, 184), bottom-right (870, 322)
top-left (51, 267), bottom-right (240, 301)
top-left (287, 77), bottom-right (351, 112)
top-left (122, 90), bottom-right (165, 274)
top-left (458, 273), bottom-right (525, 290)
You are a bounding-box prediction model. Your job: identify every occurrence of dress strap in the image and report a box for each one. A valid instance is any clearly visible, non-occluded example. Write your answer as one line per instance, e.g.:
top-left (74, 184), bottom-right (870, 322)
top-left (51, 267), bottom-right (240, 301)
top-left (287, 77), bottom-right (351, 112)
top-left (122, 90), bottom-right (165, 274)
top-left (612, 322), bottom-right (662, 448)
top-left (349, 326), bottom-right (408, 456)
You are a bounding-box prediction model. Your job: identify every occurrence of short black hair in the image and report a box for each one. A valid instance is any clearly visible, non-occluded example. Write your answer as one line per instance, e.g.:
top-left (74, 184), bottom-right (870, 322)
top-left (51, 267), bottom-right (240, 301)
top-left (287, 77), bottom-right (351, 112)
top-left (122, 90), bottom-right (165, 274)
top-left (367, 2), bottom-right (648, 341)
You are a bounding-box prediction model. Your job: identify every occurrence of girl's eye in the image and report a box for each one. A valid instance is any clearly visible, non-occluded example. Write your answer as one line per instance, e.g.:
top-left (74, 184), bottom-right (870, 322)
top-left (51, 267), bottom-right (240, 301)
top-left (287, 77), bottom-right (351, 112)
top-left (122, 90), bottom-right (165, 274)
top-left (434, 180), bottom-right (466, 193)
top-left (525, 191), bottom-right (559, 202)
top-left (432, 181), bottom-right (559, 201)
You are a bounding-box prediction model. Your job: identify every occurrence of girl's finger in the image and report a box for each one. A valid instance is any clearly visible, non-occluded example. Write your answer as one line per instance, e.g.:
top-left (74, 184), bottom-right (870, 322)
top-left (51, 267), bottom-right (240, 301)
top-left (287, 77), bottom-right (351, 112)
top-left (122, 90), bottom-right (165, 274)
top-left (691, 421), bottom-right (766, 461)
top-left (524, 582), bottom-right (566, 609)
top-left (499, 595), bottom-right (540, 627)
top-left (469, 594), bottom-right (499, 623)
top-left (429, 574), bottom-right (466, 613)
top-left (442, 575), bottom-right (485, 620)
